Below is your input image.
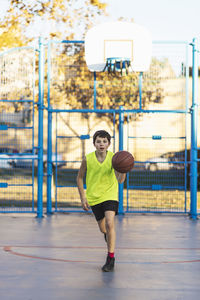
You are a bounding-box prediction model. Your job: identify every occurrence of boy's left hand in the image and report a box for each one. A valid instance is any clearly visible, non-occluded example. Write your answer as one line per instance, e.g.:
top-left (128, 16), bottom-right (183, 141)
top-left (81, 198), bottom-right (90, 211)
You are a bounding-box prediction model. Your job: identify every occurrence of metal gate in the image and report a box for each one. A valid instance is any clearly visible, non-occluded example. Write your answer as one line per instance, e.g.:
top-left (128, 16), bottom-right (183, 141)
top-left (0, 46), bottom-right (37, 213)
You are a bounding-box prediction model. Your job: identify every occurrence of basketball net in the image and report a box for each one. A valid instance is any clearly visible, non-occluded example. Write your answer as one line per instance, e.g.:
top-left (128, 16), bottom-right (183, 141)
top-left (103, 57), bottom-right (132, 76)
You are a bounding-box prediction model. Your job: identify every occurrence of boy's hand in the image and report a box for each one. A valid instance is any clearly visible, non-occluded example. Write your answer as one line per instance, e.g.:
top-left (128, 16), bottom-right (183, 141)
top-left (81, 198), bottom-right (90, 211)
top-left (114, 170), bottom-right (126, 183)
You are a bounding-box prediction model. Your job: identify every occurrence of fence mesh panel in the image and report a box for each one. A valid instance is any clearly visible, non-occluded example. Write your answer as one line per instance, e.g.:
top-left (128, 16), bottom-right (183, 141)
top-left (0, 47), bottom-right (36, 212)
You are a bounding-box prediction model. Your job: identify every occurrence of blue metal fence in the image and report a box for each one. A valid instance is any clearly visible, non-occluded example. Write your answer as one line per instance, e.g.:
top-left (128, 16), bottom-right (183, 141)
top-left (0, 38), bottom-right (199, 218)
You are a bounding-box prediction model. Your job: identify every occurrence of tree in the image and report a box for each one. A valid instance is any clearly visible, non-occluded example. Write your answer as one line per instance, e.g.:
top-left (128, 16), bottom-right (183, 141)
top-left (0, 0), bottom-right (107, 50)
top-left (0, 1), bottom-right (164, 115)
top-left (49, 45), bottom-right (164, 113)
top-left (0, 0), bottom-right (107, 117)
top-left (0, 1), bottom-right (166, 144)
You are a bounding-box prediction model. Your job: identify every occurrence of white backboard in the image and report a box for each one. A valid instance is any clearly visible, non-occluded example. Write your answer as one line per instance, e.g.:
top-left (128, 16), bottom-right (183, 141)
top-left (85, 21), bottom-right (152, 72)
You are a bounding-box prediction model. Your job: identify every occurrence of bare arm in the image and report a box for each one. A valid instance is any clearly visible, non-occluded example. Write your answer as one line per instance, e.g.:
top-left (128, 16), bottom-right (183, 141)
top-left (114, 170), bottom-right (126, 183)
top-left (76, 157), bottom-right (90, 211)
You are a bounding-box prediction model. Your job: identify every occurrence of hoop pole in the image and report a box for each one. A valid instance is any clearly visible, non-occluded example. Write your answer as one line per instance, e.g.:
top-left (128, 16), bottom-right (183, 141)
top-left (94, 72), bottom-right (96, 109)
top-left (118, 106), bottom-right (124, 214)
top-left (190, 38), bottom-right (198, 220)
top-left (139, 72), bottom-right (143, 109)
top-left (37, 37), bottom-right (44, 218)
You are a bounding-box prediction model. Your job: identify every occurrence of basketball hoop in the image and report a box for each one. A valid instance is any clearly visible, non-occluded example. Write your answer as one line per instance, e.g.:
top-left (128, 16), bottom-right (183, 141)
top-left (104, 57), bottom-right (132, 76)
top-left (85, 22), bottom-right (152, 74)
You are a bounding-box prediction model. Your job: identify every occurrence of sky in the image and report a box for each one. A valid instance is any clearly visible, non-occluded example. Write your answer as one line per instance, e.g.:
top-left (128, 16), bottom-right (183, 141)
top-left (1, 0), bottom-right (200, 43)
top-left (103, 0), bottom-right (200, 42)
top-left (101, 0), bottom-right (200, 69)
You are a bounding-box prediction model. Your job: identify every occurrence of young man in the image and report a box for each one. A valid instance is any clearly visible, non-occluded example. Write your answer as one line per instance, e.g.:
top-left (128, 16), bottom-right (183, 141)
top-left (77, 130), bottom-right (126, 272)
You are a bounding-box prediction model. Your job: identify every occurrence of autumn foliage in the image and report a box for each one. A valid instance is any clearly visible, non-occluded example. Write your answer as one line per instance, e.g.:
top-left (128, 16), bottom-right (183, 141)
top-left (0, 0), bottom-right (163, 114)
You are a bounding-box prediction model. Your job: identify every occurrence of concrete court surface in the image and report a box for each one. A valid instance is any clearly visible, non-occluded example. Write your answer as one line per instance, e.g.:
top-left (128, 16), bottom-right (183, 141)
top-left (0, 213), bottom-right (200, 300)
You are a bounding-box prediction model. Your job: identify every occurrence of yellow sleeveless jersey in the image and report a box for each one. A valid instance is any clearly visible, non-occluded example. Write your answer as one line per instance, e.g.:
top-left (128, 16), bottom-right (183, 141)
top-left (86, 151), bottom-right (118, 206)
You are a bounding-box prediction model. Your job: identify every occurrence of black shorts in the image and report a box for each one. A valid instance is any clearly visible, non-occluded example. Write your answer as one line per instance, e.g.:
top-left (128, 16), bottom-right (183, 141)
top-left (91, 200), bottom-right (119, 221)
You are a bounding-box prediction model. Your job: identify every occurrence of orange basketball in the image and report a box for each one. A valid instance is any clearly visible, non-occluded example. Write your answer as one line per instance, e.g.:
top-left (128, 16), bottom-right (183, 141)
top-left (112, 151), bottom-right (134, 173)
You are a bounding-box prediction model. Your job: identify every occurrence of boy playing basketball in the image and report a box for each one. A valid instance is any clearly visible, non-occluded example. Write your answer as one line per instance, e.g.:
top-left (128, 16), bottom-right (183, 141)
top-left (77, 130), bottom-right (126, 272)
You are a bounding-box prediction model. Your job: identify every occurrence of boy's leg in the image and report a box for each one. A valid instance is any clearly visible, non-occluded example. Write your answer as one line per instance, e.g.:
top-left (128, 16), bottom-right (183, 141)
top-left (97, 217), bottom-right (106, 234)
top-left (102, 210), bottom-right (116, 272)
top-left (97, 211), bottom-right (116, 247)
top-left (91, 203), bottom-right (106, 239)
top-left (104, 210), bottom-right (116, 253)
top-left (97, 218), bottom-right (107, 242)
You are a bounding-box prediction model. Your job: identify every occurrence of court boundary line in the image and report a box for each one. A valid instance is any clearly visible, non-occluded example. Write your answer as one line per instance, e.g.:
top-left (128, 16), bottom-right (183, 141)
top-left (2, 245), bottom-right (200, 264)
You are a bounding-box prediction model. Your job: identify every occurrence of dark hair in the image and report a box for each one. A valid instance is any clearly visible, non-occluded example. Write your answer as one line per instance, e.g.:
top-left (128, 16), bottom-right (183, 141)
top-left (93, 130), bottom-right (111, 144)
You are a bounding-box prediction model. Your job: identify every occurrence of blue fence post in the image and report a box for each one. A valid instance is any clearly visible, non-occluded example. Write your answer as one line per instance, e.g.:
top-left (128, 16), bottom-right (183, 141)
top-left (118, 106), bottom-right (124, 214)
top-left (37, 37), bottom-right (44, 218)
top-left (47, 40), bottom-right (53, 214)
top-left (190, 38), bottom-right (198, 220)
top-left (47, 112), bottom-right (53, 214)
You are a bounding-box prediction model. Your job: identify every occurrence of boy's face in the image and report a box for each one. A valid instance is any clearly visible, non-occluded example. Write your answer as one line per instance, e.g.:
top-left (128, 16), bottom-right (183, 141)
top-left (94, 136), bottom-right (110, 153)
